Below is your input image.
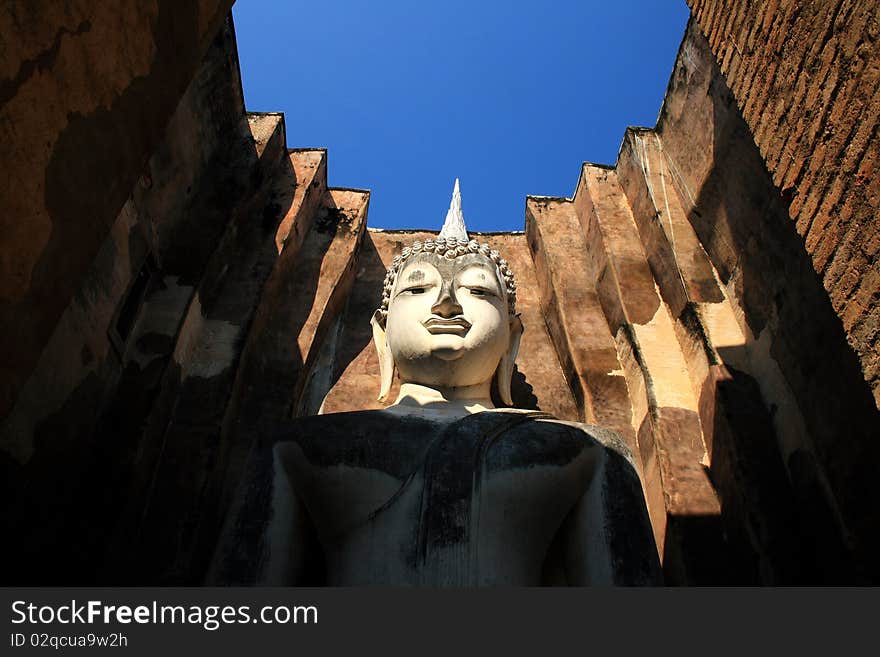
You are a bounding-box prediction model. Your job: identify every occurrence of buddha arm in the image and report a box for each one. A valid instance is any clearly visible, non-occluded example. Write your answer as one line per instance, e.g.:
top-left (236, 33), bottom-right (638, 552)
top-left (261, 443), bottom-right (320, 585)
top-left (560, 443), bottom-right (662, 586)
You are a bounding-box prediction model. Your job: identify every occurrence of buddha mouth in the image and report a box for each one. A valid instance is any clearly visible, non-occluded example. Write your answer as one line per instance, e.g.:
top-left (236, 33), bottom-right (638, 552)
top-left (422, 317), bottom-right (472, 336)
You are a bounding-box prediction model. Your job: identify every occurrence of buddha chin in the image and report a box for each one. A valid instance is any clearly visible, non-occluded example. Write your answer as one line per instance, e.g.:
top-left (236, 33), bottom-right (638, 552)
top-left (428, 335), bottom-right (466, 362)
top-left (397, 343), bottom-right (485, 390)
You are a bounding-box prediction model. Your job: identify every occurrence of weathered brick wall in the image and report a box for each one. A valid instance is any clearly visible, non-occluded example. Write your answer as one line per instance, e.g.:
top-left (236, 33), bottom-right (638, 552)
top-left (651, 17), bottom-right (880, 582)
top-left (687, 0), bottom-right (880, 406)
top-left (0, 0), bottom-right (235, 420)
top-left (0, 17), bottom-right (279, 583)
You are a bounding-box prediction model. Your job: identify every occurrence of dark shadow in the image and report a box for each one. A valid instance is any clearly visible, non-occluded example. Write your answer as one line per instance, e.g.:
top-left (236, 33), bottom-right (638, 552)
top-left (2, 20), bottom-right (290, 585)
top-left (100, 127), bottom-right (296, 584)
top-left (662, 515), bottom-right (738, 585)
top-left (324, 235), bottom-right (387, 394)
top-left (703, 359), bottom-right (816, 584)
top-left (191, 160), bottom-right (349, 585)
top-left (659, 354), bottom-right (815, 585)
top-left (500, 365), bottom-right (540, 410)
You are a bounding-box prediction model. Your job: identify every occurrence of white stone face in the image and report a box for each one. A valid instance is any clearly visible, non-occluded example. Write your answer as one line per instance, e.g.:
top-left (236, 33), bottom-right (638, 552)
top-left (385, 252), bottom-right (510, 389)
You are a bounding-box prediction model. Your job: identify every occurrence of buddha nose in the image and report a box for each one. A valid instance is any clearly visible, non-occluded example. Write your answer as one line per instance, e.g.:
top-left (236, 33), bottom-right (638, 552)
top-left (431, 280), bottom-right (463, 318)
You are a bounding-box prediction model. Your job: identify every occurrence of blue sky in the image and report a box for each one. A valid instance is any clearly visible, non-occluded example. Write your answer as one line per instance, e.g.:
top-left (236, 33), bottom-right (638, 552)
top-left (232, 1), bottom-right (690, 231)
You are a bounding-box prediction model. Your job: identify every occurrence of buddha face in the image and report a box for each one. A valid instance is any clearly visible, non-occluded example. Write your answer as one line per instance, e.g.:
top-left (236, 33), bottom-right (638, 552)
top-left (372, 251), bottom-right (522, 402)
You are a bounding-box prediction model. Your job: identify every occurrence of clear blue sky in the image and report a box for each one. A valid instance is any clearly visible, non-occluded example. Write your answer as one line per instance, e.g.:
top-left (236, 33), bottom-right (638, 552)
top-left (232, 1), bottom-right (691, 231)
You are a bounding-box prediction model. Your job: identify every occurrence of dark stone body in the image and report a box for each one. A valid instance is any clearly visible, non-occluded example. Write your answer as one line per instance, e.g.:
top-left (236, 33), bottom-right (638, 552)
top-left (267, 410), bottom-right (660, 586)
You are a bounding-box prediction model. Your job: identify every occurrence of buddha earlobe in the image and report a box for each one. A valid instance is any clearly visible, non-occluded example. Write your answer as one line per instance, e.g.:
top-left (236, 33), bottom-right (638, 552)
top-left (495, 315), bottom-right (523, 406)
top-left (371, 310), bottom-right (395, 402)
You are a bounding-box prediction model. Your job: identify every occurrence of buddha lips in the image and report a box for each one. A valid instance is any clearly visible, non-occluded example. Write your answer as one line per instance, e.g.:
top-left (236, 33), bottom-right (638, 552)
top-left (422, 316), bottom-right (472, 337)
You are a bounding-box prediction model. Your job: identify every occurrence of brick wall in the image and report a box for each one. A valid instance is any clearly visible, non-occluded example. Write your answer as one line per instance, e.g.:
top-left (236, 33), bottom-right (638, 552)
top-left (0, 0), bottom-right (235, 419)
top-left (687, 0), bottom-right (880, 406)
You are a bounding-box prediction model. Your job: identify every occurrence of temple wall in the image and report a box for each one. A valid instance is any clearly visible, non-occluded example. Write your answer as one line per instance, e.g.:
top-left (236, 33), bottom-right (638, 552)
top-left (660, 14), bottom-right (880, 582)
top-left (686, 0), bottom-right (880, 408)
top-left (1, 17), bottom-right (288, 583)
top-left (0, 0), bottom-right (235, 419)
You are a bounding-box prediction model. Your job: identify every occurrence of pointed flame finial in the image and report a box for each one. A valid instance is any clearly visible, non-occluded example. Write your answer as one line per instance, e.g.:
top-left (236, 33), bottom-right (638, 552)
top-left (438, 178), bottom-right (469, 242)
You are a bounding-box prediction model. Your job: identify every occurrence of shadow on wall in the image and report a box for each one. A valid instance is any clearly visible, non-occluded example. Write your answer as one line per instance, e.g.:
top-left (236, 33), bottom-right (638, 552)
top-left (97, 115), bottom-right (293, 585)
top-left (693, 354), bottom-right (810, 584)
top-left (321, 234), bottom-right (387, 407)
top-left (503, 366), bottom-right (540, 411)
top-left (207, 186), bottom-right (363, 585)
top-left (663, 349), bottom-right (860, 585)
top-left (1, 18), bottom-right (280, 585)
top-left (662, 40), bottom-right (880, 582)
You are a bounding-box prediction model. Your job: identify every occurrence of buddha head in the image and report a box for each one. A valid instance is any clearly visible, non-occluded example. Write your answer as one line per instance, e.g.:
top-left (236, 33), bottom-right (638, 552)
top-left (371, 180), bottom-right (522, 406)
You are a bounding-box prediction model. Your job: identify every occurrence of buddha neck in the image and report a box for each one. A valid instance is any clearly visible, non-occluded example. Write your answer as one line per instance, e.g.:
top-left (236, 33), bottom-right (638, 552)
top-left (388, 381), bottom-right (495, 417)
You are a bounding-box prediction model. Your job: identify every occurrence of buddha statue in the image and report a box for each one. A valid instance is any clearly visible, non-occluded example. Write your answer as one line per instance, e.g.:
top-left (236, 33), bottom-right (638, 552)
top-left (252, 180), bottom-right (661, 586)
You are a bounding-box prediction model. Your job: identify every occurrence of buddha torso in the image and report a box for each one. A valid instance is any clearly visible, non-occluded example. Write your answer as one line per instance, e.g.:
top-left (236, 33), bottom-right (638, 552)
top-left (272, 409), bottom-right (659, 586)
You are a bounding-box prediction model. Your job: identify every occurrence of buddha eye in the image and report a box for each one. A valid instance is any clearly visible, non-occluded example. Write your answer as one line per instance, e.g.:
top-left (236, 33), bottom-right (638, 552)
top-left (404, 287), bottom-right (427, 295)
top-left (466, 287), bottom-right (494, 298)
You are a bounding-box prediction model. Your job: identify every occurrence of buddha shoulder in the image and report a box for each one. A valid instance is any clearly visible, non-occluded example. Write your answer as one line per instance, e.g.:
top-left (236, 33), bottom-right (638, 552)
top-left (485, 414), bottom-right (638, 475)
top-left (272, 410), bottom-right (443, 474)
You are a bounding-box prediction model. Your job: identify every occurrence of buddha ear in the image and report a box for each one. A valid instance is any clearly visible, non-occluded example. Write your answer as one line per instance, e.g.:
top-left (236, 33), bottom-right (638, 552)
top-left (371, 310), bottom-right (395, 402)
top-left (495, 314), bottom-right (523, 406)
